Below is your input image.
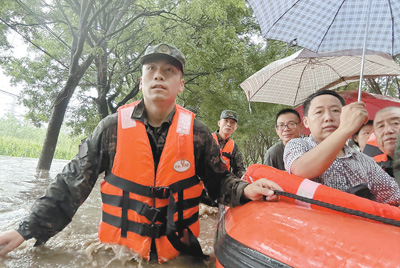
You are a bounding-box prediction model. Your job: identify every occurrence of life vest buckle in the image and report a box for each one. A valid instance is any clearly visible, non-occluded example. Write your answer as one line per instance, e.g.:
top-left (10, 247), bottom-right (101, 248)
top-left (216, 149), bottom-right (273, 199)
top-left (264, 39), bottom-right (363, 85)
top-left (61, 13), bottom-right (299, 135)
top-left (142, 205), bottom-right (162, 223)
top-left (148, 223), bottom-right (162, 239)
top-left (150, 186), bottom-right (170, 199)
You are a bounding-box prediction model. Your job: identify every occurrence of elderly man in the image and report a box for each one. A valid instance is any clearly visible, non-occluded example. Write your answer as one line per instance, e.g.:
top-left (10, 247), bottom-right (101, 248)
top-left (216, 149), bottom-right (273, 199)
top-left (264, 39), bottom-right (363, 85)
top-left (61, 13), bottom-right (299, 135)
top-left (264, 108), bottom-right (303, 170)
top-left (284, 90), bottom-right (400, 204)
top-left (212, 110), bottom-right (246, 178)
top-left (366, 107), bottom-right (400, 177)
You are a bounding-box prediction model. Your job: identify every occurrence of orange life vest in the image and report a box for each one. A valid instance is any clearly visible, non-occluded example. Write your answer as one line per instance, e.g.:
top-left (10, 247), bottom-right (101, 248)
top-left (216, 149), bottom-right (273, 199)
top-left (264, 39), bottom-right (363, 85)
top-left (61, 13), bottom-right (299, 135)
top-left (212, 133), bottom-right (234, 170)
top-left (98, 101), bottom-right (204, 263)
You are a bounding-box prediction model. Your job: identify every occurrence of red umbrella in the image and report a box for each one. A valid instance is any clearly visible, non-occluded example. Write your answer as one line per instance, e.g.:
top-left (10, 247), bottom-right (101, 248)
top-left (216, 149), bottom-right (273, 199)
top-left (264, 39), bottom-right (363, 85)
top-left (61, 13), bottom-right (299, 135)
top-left (295, 89), bottom-right (400, 135)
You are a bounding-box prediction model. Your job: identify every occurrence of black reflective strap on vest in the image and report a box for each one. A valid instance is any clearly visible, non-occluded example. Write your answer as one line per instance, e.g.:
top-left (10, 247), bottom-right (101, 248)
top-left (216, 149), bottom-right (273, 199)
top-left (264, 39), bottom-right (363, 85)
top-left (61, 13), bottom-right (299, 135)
top-left (102, 192), bottom-right (200, 223)
top-left (104, 173), bottom-right (170, 199)
top-left (102, 192), bottom-right (164, 223)
top-left (222, 151), bottom-right (232, 160)
top-left (168, 175), bottom-right (201, 193)
top-left (121, 191), bottom-right (129, 237)
top-left (102, 211), bottom-right (166, 239)
top-left (166, 190), bottom-right (207, 258)
top-left (102, 210), bottom-right (199, 239)
top-left (102, 173), bottom-right (203, 248)
top-left (104, 173), bottom-right (201, 199)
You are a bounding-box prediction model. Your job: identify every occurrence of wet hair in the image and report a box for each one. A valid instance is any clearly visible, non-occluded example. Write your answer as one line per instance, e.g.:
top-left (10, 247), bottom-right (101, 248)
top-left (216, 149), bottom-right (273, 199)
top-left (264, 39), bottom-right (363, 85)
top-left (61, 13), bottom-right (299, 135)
top-left (275, 108), bottom-right (301, 124)
top-left (303, 90), bottom-right (346, 116)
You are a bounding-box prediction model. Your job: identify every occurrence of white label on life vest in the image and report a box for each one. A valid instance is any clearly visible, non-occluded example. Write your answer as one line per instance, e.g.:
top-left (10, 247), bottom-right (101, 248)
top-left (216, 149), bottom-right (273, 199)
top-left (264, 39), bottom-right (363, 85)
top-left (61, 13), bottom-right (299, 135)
top-left (295, 179), bottom-right (320, 208)
top-left (173, 159), bottom-right (191, 172)
top-left (121, 106), bottom-right (136, 129)
top-left (176, 112), bottom-right (192, 135)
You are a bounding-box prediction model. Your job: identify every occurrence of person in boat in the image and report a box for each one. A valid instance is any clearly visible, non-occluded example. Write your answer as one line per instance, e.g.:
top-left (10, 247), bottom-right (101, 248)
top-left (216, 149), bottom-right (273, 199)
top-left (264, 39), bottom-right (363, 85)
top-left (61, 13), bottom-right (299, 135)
top-left (0, 43), bottom-right (282, 262)
top-left (283, 90), bottom-right (400, 205)
top-left (352, 120), bottom-right (373, 152)
top-left (264, 108), bottom-right (303, 170)
top-left (363, 107), bottom-right (400, 177)
top-left (212, 110), bottom-right (246, 178)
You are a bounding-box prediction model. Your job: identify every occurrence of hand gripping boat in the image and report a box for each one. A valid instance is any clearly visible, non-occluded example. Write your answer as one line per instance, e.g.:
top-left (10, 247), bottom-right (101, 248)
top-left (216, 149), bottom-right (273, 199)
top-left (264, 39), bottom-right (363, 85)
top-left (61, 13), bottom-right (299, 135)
top-left (215, 164), bottom-right (400, 268)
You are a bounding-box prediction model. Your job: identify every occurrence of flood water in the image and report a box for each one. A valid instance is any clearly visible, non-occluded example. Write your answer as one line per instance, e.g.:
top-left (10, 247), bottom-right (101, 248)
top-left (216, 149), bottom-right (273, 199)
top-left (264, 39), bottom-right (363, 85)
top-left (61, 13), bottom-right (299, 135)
top-left (0, 156), bottom-right (218, 268)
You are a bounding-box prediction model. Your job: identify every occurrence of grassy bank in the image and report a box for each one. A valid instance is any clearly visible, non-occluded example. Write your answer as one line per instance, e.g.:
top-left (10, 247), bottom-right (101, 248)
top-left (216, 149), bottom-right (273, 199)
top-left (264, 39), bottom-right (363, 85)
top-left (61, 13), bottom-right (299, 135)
top-left (0, 115), bottom-right (84, 160)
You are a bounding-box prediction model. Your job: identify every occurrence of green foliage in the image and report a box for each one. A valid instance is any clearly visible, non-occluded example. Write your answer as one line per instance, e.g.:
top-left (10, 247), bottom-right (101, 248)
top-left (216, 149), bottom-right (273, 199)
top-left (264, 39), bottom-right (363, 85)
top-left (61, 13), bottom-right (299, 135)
top-left (6, 0), bottom-right (398, 166)
top-left (0, 114), bottom-right (82, 159)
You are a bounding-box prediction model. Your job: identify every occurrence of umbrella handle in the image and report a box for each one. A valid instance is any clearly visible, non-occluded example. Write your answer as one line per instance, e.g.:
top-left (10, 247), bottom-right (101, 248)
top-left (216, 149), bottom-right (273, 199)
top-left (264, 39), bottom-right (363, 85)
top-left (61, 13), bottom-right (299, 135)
top-left (247, 90), bottom-right (252, 114)
top-left (358, 0), bottom-right (373, 102)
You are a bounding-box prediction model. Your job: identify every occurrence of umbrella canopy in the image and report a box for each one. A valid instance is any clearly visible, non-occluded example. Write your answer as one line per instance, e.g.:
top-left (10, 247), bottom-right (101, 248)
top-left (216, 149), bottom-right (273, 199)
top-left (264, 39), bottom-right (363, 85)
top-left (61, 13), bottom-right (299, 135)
top-left (295, 89), bottom-right (400, 135)
top-left (240, 49), bottom-right (400, 106)
top-left (247, 0), bottom-right (400, 55)
top-left (247, 0), bottom-right (400, 101)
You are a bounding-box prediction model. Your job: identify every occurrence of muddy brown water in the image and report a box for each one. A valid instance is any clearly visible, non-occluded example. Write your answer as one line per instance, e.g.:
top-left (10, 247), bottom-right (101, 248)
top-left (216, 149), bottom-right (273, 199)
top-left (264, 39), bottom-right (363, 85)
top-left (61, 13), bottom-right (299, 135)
top-left (0, 156), bottom-right (218, 268)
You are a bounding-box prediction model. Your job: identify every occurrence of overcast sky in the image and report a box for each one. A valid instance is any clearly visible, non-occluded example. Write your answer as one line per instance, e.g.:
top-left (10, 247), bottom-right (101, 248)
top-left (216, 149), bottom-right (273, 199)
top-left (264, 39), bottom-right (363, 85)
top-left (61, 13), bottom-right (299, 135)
top-left (0, 33), bottom-right (26, 118)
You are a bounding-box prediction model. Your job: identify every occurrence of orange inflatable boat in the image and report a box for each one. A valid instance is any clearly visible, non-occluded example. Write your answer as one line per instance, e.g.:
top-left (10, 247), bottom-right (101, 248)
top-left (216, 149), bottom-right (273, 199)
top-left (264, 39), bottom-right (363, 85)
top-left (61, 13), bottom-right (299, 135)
top-left (214, 164), bottom-right (400, 268)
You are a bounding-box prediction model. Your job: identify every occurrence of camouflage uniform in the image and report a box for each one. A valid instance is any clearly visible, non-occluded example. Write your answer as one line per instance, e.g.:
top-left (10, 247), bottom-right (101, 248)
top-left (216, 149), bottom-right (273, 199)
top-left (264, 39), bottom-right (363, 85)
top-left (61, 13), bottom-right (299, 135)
top-left (16, 100), bottom-right (248, 245)
top-left (213, 131), bottom-right (246, 178)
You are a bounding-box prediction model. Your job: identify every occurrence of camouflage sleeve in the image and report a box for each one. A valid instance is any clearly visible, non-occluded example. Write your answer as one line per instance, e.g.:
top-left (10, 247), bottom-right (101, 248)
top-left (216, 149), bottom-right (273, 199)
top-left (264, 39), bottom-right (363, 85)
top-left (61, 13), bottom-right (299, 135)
top-left (193, 119), bottom-right (249, 207)
top-left (230, 144), bottom-right (247, 178)
top-left (16, 114), bottom-right (118, 245)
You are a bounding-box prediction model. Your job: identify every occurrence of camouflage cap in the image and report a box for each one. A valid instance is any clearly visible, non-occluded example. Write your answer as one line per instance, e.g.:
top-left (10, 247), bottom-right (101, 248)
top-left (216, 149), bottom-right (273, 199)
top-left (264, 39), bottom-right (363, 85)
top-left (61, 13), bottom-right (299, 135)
top-left (140, 43), bottom-right (186, 73)
top-left (220, 110), bottom-right (238, 122)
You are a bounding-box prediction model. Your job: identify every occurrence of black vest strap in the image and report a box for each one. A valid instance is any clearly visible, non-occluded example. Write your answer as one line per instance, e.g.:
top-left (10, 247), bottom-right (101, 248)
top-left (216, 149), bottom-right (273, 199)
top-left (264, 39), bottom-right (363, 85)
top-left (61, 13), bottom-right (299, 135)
top-left (222, 151), bottom-right (232, 160)
top-left (104, 173), bottom-right (170, 199)
top-left (104, 173), bottom-right (201, 198)
top-left (102, 211), bottom-right (199, 239)
top-left (102, 211), bottom-right (166, 239)
top-left (102, 192), bottom-right (201, 223)
top-left (166, 190), bottom-right (207, 259)
top-left (168, 175), bottom-right (201, 193)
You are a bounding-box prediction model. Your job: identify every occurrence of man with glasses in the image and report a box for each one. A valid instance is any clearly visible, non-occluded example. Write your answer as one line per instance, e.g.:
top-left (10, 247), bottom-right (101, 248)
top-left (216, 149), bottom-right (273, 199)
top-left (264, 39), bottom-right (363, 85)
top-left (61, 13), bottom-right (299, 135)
top-left (264, 108), bottom-right (303, 170)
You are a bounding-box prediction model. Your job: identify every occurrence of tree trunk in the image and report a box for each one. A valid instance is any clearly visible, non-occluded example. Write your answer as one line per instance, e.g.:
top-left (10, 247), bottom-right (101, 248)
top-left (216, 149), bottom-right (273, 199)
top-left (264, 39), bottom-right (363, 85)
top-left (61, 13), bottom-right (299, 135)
top-left (36, 56), bottom-right (94, 171)
top-left (95, 45), bottom-right (110, 119)
top-left (36, 85), bottom-right (74, 171)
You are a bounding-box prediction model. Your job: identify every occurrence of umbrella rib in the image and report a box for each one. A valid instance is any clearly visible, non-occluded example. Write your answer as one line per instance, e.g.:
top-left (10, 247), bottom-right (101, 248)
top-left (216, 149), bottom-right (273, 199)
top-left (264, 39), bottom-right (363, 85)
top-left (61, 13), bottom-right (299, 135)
top-left (316, 0), bottom-right (347, 52)
top-left (293, 59), bottom-right (312, 106)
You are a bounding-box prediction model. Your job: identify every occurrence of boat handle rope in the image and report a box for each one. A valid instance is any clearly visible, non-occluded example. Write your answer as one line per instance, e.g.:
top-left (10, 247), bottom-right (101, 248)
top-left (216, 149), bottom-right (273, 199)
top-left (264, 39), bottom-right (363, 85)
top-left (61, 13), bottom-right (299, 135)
top-left (273, 190), bottom-right (400, 228)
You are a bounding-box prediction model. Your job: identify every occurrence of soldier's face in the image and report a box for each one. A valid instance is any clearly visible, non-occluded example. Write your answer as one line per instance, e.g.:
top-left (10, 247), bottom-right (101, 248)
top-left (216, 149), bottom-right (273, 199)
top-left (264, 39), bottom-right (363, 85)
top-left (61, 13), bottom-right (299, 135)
top-left (140, 59), bottom-right (184, 105)
top-left (218, 118), bottom-right (237, 138)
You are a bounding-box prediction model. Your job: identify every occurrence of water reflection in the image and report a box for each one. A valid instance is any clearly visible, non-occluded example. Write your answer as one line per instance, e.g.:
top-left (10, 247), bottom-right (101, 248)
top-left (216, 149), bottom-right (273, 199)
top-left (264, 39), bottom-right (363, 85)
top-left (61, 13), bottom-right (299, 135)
top-left (0, 156), bottom-right (217, 267)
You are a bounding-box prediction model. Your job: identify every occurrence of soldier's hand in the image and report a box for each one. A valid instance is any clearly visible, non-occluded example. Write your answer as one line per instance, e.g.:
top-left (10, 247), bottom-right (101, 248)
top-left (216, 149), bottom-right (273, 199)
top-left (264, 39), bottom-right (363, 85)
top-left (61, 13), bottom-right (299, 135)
top-left (0, 230), bottom-right (24, 258)
top-left (243, 178), bottom-right (282, 201)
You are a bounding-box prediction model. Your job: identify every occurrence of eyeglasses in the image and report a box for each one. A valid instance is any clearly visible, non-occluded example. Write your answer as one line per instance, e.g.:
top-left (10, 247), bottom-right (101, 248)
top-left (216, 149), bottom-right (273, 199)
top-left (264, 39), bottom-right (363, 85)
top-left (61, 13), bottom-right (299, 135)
top-left (275, 122), bottom-right (299, 131)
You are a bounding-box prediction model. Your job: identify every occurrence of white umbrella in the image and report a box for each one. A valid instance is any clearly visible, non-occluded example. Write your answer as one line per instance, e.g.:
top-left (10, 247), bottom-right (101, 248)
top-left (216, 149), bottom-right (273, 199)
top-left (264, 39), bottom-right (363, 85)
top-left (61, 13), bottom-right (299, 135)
top-left (247, 0), bottom-right (400, 101)
top-left (240, 49), bottom-right (400, 106)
